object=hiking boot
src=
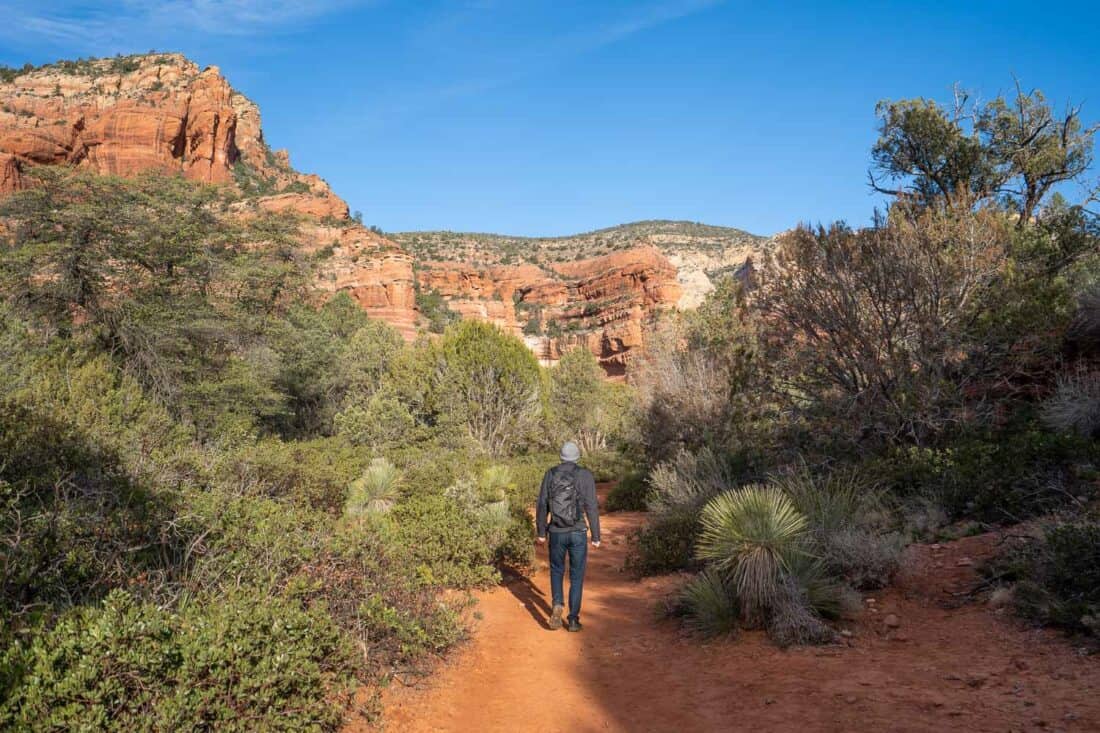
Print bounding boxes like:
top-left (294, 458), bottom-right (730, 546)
top-left (567, 618), bottom-right (583, 633)
top-left (548, 604), bottom-right (564, 630)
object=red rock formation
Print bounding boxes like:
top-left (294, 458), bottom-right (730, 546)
top-left (312, 227), bottom-right (418, 339)
top-left (0, 54), bottom-right (420, 337)
top-left (417, 246), bottom-right (681, 369)
top-left (0, 53), bottom-right (686, 366)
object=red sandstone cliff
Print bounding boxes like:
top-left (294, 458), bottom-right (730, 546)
top-left (0, 53), bottom-right (688, 367)
top-left (0, 53), bottom-right (418, 336)
top-left (416, 246), bottom-right (681, 370)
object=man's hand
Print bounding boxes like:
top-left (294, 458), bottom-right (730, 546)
top-left (536, 536), bottom-right (546, 544)
top-left (591, 540), bottom-right (601, 548)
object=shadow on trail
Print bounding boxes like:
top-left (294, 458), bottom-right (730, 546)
top-left (502, 569), bottom-right (553, 630)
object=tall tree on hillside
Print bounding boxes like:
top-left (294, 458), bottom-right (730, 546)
top-left (437, 321), bottom-right (541, 455)
top-left (870, 92), bottom-right (997, 211)
top-left (870, 82), bottom-right (1097, 223)
top-left (978, 84), bottom-right (1098, 227)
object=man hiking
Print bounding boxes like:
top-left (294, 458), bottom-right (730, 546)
top-left (536, 441), bottom-right (600, 632)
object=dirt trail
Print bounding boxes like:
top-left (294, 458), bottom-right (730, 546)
top-left (366, 486), bottom-right (1100, 733)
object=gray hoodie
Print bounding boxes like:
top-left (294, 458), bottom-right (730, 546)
top-left (535, 461), bottom-right (600, 542)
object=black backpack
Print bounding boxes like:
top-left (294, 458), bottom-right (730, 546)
top-left (548, 463), bottom-right (581, 529)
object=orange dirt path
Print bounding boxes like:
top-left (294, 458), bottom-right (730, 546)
top-left (363, 487), bottom-right (1100, 733)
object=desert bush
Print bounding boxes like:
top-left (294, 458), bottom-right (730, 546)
top-left (580, 449), bottom-right (634, 483)
top-left (1041, 370), bottom-right (1100, 438)
top-left (0, 401), bottom-right (179, 620)
top-left (212, 437), bottom-right (366, 511)
top-left (0, 589), bottom-right (360, 732)
top-left (605, 471), bottom-right (649, 512)
top-left (335, 388), bottom-right (417, 446)
top-left (1067, 283), bottom-right (1100, 355)
top-left (754, 207), bottom-right (1010, 447)
top-left (646, 447), bottom-right (735, 515)
top-left (634, 335), bottom-right (744, 463)
top-left (673, 484), bottom-right (851, 645)
top-left (436, 321), bottom-right (541, 455)
top-left (547, 348), bottom-right (631, 453)
top-left (625, 505), bottom-right (700, 576)
top-left (390, 494), bottom-right (501, 589)
top-left (986, 519), bottom-right (1100, 636)
top-left (677, 569), bottom-right (739, 638)
top-left (478, 465), bottom-right (515, 504)
top-left (773, 465), bottom-right (903, 589)
top-left (765, 575), bottom-right (837, 647)
top-left (499, 451), bottom-right (559, 506)
top-left (882, 424), bottom-right (1099, 523)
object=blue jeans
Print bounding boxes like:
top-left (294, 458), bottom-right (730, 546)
top-left (549, 530), bottom-right (588, 621)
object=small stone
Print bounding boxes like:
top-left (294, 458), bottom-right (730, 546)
top-left (845, 695), bottom-right (858, 704)
top-left (764, 697), bottom-right (776, 705)
top-left (956, 557), bottom-right (975, 567)
top-left (892, 632), bottom-right (909, 642)
top-left (840, 630), bottom-right (854, 638)
top-left (884, 614), bottom-right (901, 628)
top-left (966, 674), bottom-right (989, 688)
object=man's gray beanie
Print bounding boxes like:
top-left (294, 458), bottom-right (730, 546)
top-left (560, 441), bottom-right (581, 462)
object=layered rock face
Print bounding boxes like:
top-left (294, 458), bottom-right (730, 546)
top-left (0, 56), bottom-right (237, 189)
top-left (417, 246), bottom-right (682, 370)
top-left (0, 53), bottom-right (740, 370)
top-left (0, 54), bottom-right (418, 336)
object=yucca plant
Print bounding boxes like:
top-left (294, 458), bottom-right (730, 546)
top-left (679, 568), bottom-right (740, 638)
top-left (345, 457), bottom-right (403, 517)
top-left (478, 465), bottom-right (515, 505)
top-left (696, 485), bottom-right (808, 626)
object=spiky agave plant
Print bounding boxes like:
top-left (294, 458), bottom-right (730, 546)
top-left (679, 568), bottom-right (740, 638)
top-left (346, 457), bottom-right (403, 517)
top-left (696, 485), bottom-right (808, 627)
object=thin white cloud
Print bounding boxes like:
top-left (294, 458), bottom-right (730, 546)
top-left (0, 0), bottom-right (370, 51)
top-left (368, 0), bottom-right (726, 125)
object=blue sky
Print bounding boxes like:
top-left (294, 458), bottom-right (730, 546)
top-left (2, 1), bottom-right (1099, 236)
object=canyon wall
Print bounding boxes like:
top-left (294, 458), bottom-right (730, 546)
top-left (0, 53), bottom-right (729, 370)
top-left (0, 54), bottom-right (418, 335)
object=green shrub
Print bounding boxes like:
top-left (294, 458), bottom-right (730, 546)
top-left (580, 449), bottom-right (634, 483)
top-left (437, 321), bottom-right (541, 455)
top-left (335, 389), bottom-right (416, 447)
top-left (986, 519), bottom-right (1100, 636)
top-left (0, 402), bottom-right (177, 620)
top-left (677, 569), bottom-right (739, 638)
top-left (213, 437), bottom-right (367, 511)
top-left (390, 494), bottom-right (500, 588)
top-left (415, 288), bottom-right (460, 334)
top-left (1, 590), bottom-right (359, 732)
top-left (605, 471), bottom-right (649, 512)
top-left (499, 451), bottom-right (558, 507)
top-left (696, 486), bottom-right (808, 625)
top-left (625, 505), bottom-right (700, 576)
top-left (773, 465), bottom-right (903, 589)
top-left (881, 423), bottom-right (1100, 523)
top-left (1041, 370), bottom-right (1100, 438)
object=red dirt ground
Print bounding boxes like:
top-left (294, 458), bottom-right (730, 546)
top-left (359, 486), bottom-right (1100, 733)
